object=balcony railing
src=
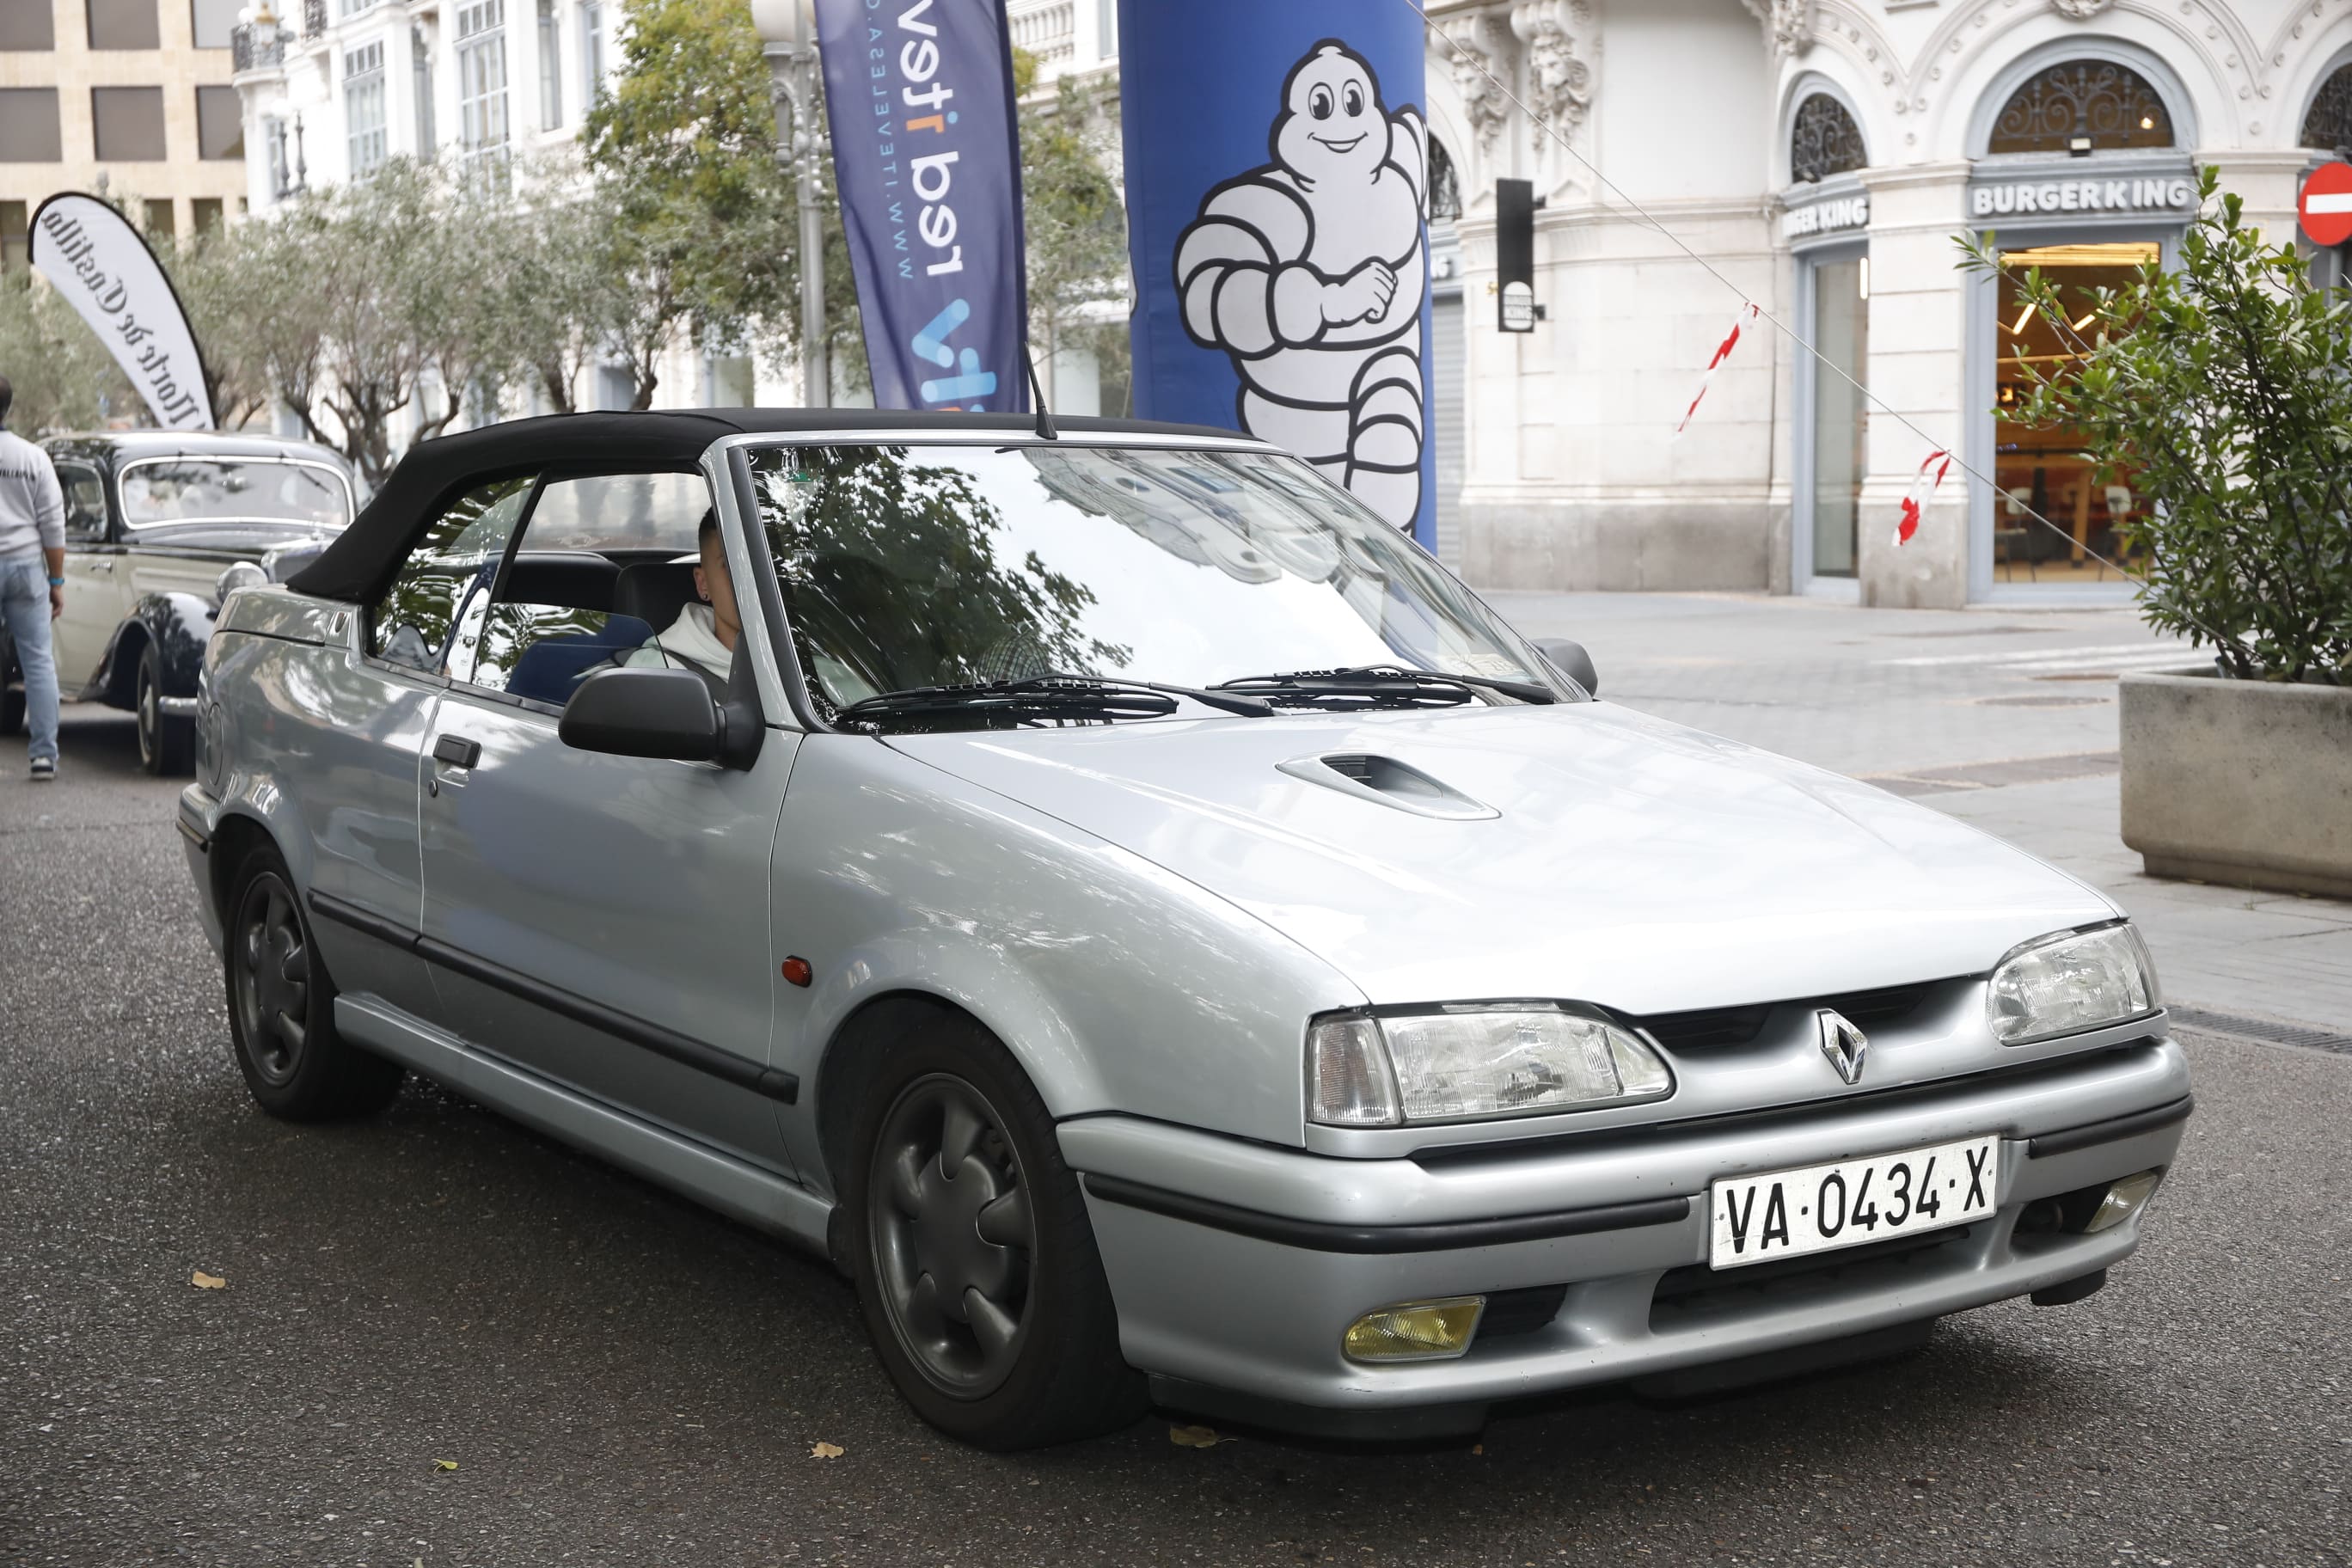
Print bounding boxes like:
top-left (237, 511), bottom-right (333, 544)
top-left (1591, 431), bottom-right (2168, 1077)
top-left (1007, 0), bottom-right (1075, 72)
top-left (230, 21), bottom-right (286, 72)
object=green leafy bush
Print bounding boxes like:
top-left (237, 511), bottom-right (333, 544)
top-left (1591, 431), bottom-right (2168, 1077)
top-left (1963, 167), bottom-right (2352, 683)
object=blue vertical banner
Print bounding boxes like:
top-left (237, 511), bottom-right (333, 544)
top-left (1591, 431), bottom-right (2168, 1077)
top-left (815, 0), bottom-right (1029, 412)
top-left (1118, 0), bottom-right (1434, 546)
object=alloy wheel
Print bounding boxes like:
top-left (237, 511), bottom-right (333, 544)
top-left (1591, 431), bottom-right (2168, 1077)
top-left (867, 1074), bottom-right (1038, 1398)
top-left (232, 873), bottom-right (310, 1087)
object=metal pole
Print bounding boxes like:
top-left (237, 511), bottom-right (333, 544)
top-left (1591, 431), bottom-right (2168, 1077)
top-left (788, 0), bottom-right (829, 408)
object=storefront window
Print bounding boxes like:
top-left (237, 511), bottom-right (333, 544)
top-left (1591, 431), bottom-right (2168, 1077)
top-left (1992, 242), bottom-right (2158, 585)
top-left (1809, 256), bottom-right (1868, 577)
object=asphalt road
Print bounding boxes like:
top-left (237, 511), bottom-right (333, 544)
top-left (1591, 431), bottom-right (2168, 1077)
top-left (3, 707), bottom-right (2349, 1567)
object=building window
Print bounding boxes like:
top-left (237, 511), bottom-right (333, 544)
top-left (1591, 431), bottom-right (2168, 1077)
top-left (1791, 93), bottom-right (1865, 184)
top-left (1097, 0), bottom-right (1116, 58)
top-left (92, 85), bottom-right (168, 162)
top-left (456, 0), bottom-right (511, 174)
top-left (197, 83), bottom-right (244, 160)
top-left (703, 346), bottom-right (755, 407)
top-left (340, 0), bottom-right (384, 15)
top-left (580, 2), bottom-right (604, 106)
top-left (191, 197), bottom-right (225, 236)
top-left (1, 202), bottom-right (30, 271)
top-left (597, 364), bottom-right (633, 411)
top-left (413, 26), bottom-right (438, 157)
top-left (1805, 254), bottom-right (1868, 579)
top-left (144, 199), bottom-right (175, 242)
top-left (1, 3), bottom-right (55, 49)
top-left (88, 0), bottom-right (161, 50)
top-left (2303, 64), bottom-right (2352, 160)
top-left (0, 89), bottom-right (62, 161)
top-left (191, 0), bottom-right (239, 48)
top-left (538, 0), bottom-right (562, 128)
top-left (346, 41), bottom-right (388, 175)
top-left (1987, 62), bottom-right (2172, 157)
top-left (1426, 137), bottom-right (1461, 224)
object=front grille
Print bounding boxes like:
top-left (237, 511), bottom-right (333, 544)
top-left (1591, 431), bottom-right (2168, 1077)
top-left (1477, 1283), bottom-right (1568, 1341)
top-left (1637, 980), bottom-right (1941, 1054)
top-left (1649, 1224), bottom-right (1975, 1331)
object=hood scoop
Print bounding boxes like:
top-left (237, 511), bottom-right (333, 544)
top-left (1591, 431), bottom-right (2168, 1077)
top-left (1276, 752), bottom-right (1499, 822)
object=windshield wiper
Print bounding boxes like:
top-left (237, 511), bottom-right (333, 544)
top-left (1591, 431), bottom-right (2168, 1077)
top-left (1214, 665), bottom-right (1557, 708)
top-left (836, 675), bottom-right (1272, 731)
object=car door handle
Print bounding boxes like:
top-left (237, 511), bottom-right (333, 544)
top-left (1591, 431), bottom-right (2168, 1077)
top-left (432, 735), bottom-right (481, 769)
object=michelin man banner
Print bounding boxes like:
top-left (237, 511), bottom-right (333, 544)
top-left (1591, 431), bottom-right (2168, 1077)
top-left (1118, 0), bottom-right (1434, 546)
top-left (28, 194), bottom-right (214, 431)
top-left (814, 0), bottom-right (1029, 412)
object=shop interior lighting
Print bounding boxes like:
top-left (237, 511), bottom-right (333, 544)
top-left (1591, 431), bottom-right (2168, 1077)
top-left (2011, 302), bottom-right (2037, 335)
top-left (2070, 309), bottom-right (2098, 331)
top-left (1858, 256), bottom-right (1870, 301)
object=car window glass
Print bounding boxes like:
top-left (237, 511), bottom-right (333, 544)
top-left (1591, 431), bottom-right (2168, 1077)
top-left (119, 459), bottom-right (350, 528)
top-left (456, 470), bottom-right (707, 705)
top-left (369, 475), bottom-right (536, 672)
top-left (745, 444), bottom-right (1547, 717)
top-left (57, 465), bottom-right (107, 543)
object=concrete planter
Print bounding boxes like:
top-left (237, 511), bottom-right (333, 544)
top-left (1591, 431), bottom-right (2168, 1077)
top-left (2120, 668), bottom-right (2352, 898)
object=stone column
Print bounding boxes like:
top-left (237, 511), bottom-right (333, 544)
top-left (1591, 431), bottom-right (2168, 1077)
top-left (1855, 162), bottom-right (1971, 609)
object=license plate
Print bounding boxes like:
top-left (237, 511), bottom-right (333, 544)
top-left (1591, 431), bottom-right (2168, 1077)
top-left (1708, 1135), bottom-right (1999, 1270)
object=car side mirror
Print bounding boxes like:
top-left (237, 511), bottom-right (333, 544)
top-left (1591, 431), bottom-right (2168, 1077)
top-left (1531, 638), bottom-right (1599, 697)
top-left (560, 665), bottom-right (725, 763)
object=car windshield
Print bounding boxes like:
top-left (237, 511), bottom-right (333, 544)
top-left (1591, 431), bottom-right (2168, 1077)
top-left (745, 442), bottom-right (1559, 718)
top-left (119, 459), bottom-right (350, 529)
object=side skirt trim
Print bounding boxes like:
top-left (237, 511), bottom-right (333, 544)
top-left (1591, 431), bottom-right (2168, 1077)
top-left (1083, 1173), bottom-right (1693, 1255)
top-left (334, 994), bottom-right (830, 1252)
top-left (307, 890), bottom-right (799, 1105)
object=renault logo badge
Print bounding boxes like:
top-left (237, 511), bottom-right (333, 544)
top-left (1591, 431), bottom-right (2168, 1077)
top-left (1817, 1009), bottom-right (1869, 1085)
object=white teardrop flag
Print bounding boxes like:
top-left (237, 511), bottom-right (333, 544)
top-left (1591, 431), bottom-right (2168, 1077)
top-left (28, 193), bottom-right (214, 431)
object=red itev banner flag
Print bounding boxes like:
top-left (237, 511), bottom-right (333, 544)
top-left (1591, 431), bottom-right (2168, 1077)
top-left (813, 0), bottom-right (1030, 413)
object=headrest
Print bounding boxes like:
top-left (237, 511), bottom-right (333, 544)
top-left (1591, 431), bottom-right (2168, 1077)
top-left (503, 550), bottom-right (619, 612)
top-left (614, 560), bottom-right (700, 634)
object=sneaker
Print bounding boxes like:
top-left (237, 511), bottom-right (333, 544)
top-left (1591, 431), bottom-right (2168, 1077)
top-left (28, 757), bottom-right (54, 781)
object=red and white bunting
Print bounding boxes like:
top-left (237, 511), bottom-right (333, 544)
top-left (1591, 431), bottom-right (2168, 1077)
top-left (1894, 449), bottom-right (1954, 547)
top-left (1671, 301), bottom-right (1761, 440)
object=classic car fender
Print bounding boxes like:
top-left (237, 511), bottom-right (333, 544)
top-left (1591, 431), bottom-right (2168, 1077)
top-left (769, 733), bottom-right (1372, 1185)
top-left (93, 591), bottom-right (214, 707)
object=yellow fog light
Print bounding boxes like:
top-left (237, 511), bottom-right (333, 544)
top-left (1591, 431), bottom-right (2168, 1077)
top-left (1342, 1296), bottom-right (1485, 1363)
top-left (2083, 1168), bottom-right (2163, 1234)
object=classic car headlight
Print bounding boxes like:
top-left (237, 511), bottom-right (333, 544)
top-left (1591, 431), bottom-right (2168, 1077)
top-left (1986, 922), bottom-right (2159, 1045)
top-left (1307, 1004), bottom-right (1673, 1127)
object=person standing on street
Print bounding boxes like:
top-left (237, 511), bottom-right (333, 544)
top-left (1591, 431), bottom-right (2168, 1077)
top-left (0, 374), bottom-right (64, 781)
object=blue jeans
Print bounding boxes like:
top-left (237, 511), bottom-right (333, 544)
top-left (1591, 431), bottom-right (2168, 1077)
top-left (0, 556), bottom-right (60, 764)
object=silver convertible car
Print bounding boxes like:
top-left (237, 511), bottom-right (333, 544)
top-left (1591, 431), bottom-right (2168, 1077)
top-left (179, 411), bottom-right (2190, 1449)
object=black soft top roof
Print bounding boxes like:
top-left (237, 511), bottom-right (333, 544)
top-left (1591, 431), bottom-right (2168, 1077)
top-left (287, 408), bottom-right (1253, 604)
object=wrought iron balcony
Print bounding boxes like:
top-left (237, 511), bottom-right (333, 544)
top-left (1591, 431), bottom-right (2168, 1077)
top-left (303, 0), bottom-right (328, 34)
top-left (230, 21), bottom-right (286, 73)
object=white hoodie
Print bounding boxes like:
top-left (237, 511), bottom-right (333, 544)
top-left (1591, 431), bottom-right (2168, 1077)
top-left (624, 602), bottom-right (733, 684)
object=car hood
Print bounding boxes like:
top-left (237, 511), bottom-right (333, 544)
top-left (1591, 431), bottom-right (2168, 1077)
top-left (884, 703), bottom-right (2116, 1014)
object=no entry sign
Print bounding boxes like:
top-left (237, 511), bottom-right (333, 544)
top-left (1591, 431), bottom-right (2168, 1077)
top-left (2300, 161), bottom-right (2352, 248)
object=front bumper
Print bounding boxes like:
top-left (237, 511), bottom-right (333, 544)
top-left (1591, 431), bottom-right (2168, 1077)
top-left (1064, 1037), bottom-right (2189, 1433)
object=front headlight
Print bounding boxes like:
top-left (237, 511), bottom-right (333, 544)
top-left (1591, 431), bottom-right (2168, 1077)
top-left (1987, 922), bottom-right (2159, 1045)
top-left (1306, 1003), bottom-right (1673, 1127)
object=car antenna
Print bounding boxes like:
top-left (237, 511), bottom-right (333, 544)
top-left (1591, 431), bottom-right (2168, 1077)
top-left (1022, 341), bottom-right (1058, 441)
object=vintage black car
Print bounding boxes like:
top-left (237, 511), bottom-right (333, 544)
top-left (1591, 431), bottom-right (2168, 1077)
top-left (0, 432), bottom-right (354, 773)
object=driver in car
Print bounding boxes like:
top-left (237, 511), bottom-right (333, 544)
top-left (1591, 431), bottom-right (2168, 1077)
top-left (626, 510), bottom-right (738, 689)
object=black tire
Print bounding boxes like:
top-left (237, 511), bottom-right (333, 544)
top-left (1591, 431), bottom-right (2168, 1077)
top-left (223, 844), bottom-right (405, 1121)
top-left (843, 1010), bottom-right (1145, 1449)
top-left (0, 634), bottom-right (21, 737)
top-left (135, 641), bottom-right (192, 776)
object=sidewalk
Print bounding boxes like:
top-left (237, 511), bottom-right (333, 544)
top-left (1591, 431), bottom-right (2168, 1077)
top-left (1490, 590), bottom-right (2352, 1032)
